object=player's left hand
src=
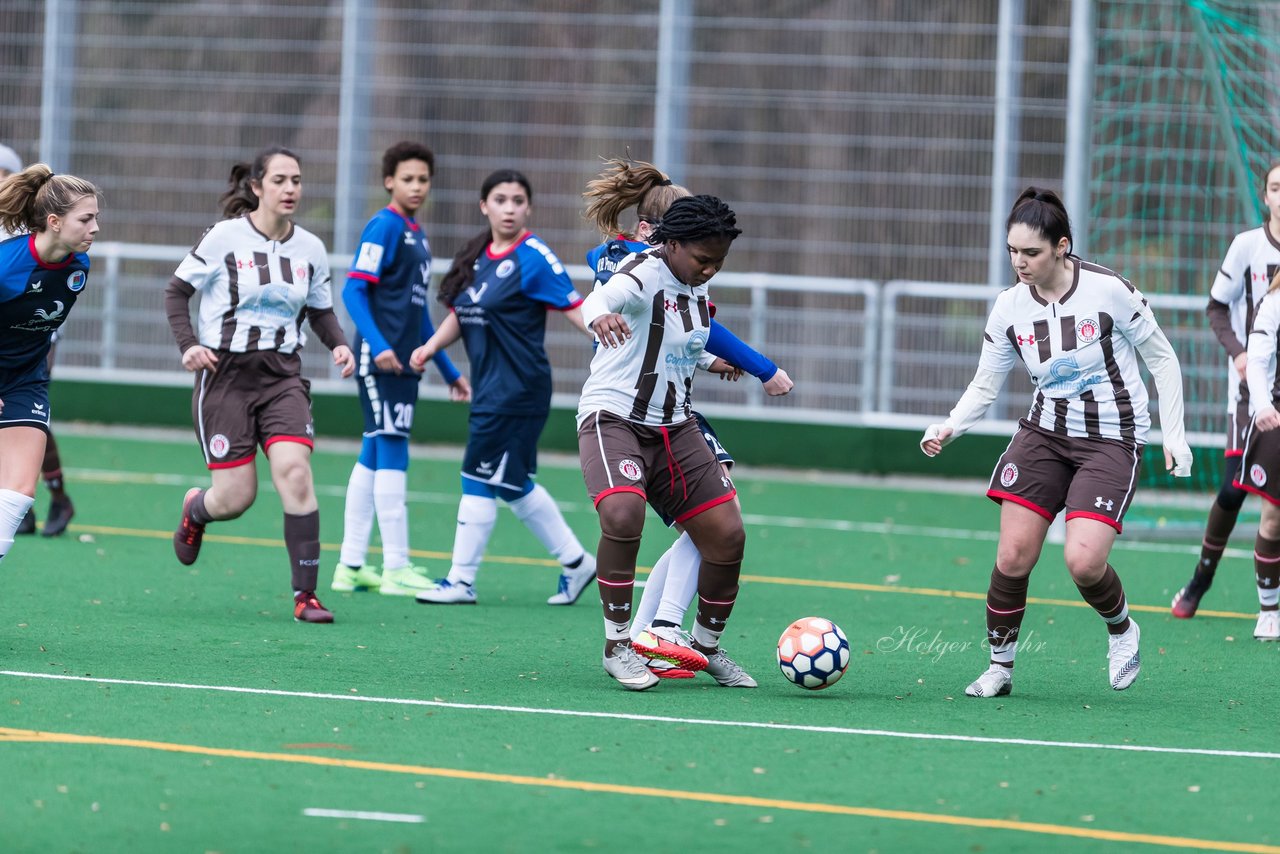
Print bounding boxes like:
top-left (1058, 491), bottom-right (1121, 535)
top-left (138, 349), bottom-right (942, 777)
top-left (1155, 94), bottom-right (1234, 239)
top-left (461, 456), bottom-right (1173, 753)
top-left (920, 424), bottom-right (953, 457)
top-left (333, 345), bottom-right (356, 378)
top-left (762, 368), bottom-right (794, 396)
top-left (449, 376), bottom-right (471, 403)
top-left (708, 358), bottom-right (743, 381)
top-left (591, 313), bottom-right (631, 348)
top-left (1164, 444), bottom-right (1193, 478)
top-left (1256, 405), bottom-right (1280, 433)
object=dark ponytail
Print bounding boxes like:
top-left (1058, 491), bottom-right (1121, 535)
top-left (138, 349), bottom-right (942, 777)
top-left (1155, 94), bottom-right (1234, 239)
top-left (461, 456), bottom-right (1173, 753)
top-left (1006, 186), bottom-right (1072, 252)
top-left (219, 145), bottom-right (299, 219)
top-left (437, 168), bottom-right (535, 306)
top-left (438, 229), bottom-right (491, 306)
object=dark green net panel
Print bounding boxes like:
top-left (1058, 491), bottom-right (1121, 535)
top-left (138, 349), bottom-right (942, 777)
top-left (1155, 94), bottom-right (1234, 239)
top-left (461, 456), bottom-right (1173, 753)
top-left (1091, 0), bottom-right (1280, 493)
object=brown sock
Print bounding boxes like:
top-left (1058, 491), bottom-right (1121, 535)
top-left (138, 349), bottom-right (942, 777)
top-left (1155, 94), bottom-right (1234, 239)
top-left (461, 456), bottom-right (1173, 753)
top-left (41, 434), bottom-right (66, 500)
top-left (284, 511), bottom-right (321, 592)
top-left (595, 531), bottom-right (641, 653)
top-left (1197, 501), bottom-right (1239, 578)
top-left (1075, 564), bottom-right (1130, 635)
top-left (1254, 534), bottom-right (1280, 611)
top-left (691, 557), bottom-right (741, 651)
top-left (986, 565), bottom-right (1029, 668)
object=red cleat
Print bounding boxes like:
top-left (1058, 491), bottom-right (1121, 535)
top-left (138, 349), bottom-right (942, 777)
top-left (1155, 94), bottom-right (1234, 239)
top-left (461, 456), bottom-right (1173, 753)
top-left (173, 488), bottom-right (206, 566)
top-left (294, 591), bottom-right (334, 623)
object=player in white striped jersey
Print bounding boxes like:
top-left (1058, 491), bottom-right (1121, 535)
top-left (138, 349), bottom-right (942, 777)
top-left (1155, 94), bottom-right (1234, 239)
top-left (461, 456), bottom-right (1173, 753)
top-left (921, 187), bottom-right (1192, 697)
top-left (165, 146), bottom-right (355, 624)
top-left (1229, 275), bottom-right (1280, 640)
top-left (578, 195), bottom-right (754, 691)
top-left (1173, 160), bottom-right (1280, 619)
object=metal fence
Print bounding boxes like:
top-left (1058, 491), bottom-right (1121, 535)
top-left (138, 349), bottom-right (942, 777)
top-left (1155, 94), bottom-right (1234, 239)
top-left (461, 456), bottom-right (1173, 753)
top-left (55, 241), bottom-right (1224, 447)
top-left (0, 0), bottom-right (1075, 285)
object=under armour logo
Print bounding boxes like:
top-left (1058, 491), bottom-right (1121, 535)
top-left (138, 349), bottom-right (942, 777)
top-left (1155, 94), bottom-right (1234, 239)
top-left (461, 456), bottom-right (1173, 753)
top-left (607, 602), bottom-right (630, 612)
top-left (706, 616), bottom-right (725, 626)
top-left (1261, 577), bottom-right (1276, 588)
top-left (1095, 496), bottom-right (1114, 511)
top-left (29, 279), bottom-right (42, 293)
top-left (1016, 334), bottom-right (1036, 346)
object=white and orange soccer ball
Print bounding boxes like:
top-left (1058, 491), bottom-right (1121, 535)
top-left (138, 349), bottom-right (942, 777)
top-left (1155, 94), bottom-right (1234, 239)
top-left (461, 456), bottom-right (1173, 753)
top-left (777, 616), bottom-right (850, 689)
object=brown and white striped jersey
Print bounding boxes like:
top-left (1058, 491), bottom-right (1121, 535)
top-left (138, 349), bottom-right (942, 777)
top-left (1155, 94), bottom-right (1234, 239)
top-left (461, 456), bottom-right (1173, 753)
top-left (577, 249), bottom-right (715, 427)
top-left (979, 259), bottom-right (1158, 444)
top-left (1246, 288), bottom-right (1280, 409)
top-left (1209, 225), bottom-right (1280, 410)
top-left (173, 215), bottom-right (333, 353)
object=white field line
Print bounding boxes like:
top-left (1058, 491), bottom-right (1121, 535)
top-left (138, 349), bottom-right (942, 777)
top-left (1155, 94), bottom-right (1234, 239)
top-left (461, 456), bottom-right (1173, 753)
top-left (4, 670), bottom-right (1276, 762)
top-left (302, 808), bottom-right (425, 823)
top-left (64, 466), bottom-right (1236, 561)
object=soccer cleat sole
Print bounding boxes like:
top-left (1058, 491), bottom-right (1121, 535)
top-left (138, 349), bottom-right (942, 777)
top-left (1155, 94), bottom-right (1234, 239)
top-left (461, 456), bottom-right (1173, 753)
top-left (633, 630), bottom-right (709, 671)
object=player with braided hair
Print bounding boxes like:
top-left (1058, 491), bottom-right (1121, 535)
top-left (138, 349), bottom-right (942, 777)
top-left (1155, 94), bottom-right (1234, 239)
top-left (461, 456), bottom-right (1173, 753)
top-left (578, 193), bottom-right (757, 691)
top-left (582, 158), bottom-right (792, 681)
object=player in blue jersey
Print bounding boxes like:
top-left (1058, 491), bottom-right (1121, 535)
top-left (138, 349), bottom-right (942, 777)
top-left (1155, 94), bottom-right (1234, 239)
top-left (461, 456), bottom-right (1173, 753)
top-left (408, 169), bottom-right (597, 606)
top-left (581, 158), bottom-right (793, 682)
top-left (0, 148), bottom-right (76, 538)
top-left (0, 164), bottom-right (100, 567)
top-left (333, 141), bottom-right (472, 597)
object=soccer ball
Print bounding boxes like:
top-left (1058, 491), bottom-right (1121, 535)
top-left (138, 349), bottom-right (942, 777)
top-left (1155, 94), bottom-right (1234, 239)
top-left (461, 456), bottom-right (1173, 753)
top-left (777, 616), bottom-right (850, 690)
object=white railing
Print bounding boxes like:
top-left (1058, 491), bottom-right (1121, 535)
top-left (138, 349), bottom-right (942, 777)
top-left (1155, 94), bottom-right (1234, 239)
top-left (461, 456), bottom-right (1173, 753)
top-left (54, 241), bottom-right (1225, 445)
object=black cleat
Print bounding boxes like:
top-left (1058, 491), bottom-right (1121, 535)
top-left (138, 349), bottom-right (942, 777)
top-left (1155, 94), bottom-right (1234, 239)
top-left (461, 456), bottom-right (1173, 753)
top-left (1171, 571), bottom-right (1214, 619)
top-left (41, 496), bottom-right (75, 537)
top-left (16, 507), bottom-right (36, 536)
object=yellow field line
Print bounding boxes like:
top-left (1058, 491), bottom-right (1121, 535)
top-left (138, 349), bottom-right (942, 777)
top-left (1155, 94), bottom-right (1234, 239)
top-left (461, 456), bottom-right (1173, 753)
top-left (65, 523), bottom-right (1259, 621)
top-left (0, 726), bottom-right (1274, 852)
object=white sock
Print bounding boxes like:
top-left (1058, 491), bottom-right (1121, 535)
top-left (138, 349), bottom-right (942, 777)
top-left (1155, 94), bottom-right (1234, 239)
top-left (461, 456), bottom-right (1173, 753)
top-left (1260, 584), bottom-right (1280, 609)
top-left (631, 545), bottom-right (673, 641)
top-left (0, 489), bottom-right (35, 565)
top-left (447, 494), bottom-right (497, 586)
top-left (508, 483), bottom-right (585, 565)
top-left (654, 531), bottom-right (700, 626)
top-left (338, 463), bottom-right (375, 568)
top-left (373, 469), bottom-right (409, 570)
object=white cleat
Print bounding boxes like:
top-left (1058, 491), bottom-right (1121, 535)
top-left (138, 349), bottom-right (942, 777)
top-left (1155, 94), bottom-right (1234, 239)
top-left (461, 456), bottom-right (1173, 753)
top-left (1107, 619), bottom-right (1141, 690)
top-left (415, 578), bottom-right (477, 605)
top-left (1254, 610), bottom-right (1280, 641)
top-left (965, 664), bottom-right (1013, 698)
top-left (547, 553), bottom-right (597, 605)
top-left (602, 644), bottom-right (660, 691)
top-left (702, 647), bottom-right (757, 687)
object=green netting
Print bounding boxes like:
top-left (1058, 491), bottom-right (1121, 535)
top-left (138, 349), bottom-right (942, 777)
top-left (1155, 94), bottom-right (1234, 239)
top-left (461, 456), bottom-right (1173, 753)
top-left (1092, 0), bottom-right (1280, 492)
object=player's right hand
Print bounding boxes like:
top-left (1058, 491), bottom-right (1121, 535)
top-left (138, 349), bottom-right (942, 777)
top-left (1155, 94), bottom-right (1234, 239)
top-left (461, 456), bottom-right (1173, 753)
top-left (409, 344), bottom-right (435, 373)
top-left (181, 345), bottom-right (219, 373)
top-left (374, 348), bottom-right (404, 374)
top-left (920, 423), bottom-right (953, 457)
